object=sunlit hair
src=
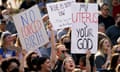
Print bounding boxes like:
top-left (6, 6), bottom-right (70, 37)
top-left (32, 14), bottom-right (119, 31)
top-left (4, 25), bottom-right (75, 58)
top-left (61, 57), bottom-right (74, 72)
top-left (98, 32), bottom-right (108, 45)
top-left (60, 34), bottom-right (70, 44)
top-left (112, 44), bottom-right (120, 54)
top-left (116, 64), bottom-right (120, 72)
top-left (98, 38), bottom-right (111, 51)
top-left (0, 31), bottom-right (11, 47)
top-left (95, 37), bottom-right (112, 58)
top-left (55, 43), bottom-right (65, 51)
top-left (110, 53), bottom-right (120, 71)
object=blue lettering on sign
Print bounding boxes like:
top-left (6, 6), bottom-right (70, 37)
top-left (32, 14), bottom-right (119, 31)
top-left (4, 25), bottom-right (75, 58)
top-left (24, 30), bottom-right (45, 50)
top-left (21, 13), bottom-right (29, 26)
top-left (29, 10), bottom-right (35, 23)
top-left (20, 10), bottom-right (36, 26)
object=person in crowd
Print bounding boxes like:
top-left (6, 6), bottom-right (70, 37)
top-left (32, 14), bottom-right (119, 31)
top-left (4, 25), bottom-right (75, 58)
top-left (14, 37), bottom-right (24, 72)
top-left (0, 66), bottom-right (3, 72)
top-left (98, 23), bottom-right (105, 33)
top-left (51, 43), bottom-right (69, 72)
top-left (24, 51), bottom-right (40, 72)
top-left (0, 19), bottom-right (6, 32)
top-left (112, 0), bottom-right (120, 18)
top-left (109, 53), bottom-right (120, 72)
top-left (0, 5), bottom-right (17, 34)
top-left (98, 32), bottom-right (108, 45)
top-left (106, 14), bottom-right (120, 45)
top-left (0, 7), bottom-right (4, 19)
top-left (117, 37), bottom-right (120, 44)
top-left (14, 36), bottom-right (22, 57)
top-left (116, 64), bottom-right (120, 72)
top-left (57, 27), bottom-right (70, 41)
top-left (47, 18), bottom-right (70, 72)
top-left (61, 50), bottom-right (91, 72)
top-left (38, 56), bottom-right (51, 72)
top-left (0, 19), bottom-right (6, 37)
top-left (7, 0), bottom-right (23, 9)
top-left (0, 0), bottom-right (8, 9)
top-left (78, 50), bottom-right (91, 72)
top-left (60, 34), bottom-right (71, 54)
top-left (0, 31), bottom-right (16, 61)
top-left (1, 57), bottom-right (20, 72)
top-left (95, 38), bottom-right (112, 71)
top-left (38, 0), bottom-right (48, 17)
top-left (112, 44), bottom-right (120, 54)
top-left (60, 33), bottom-right (78, 66)
top-left (41, 14), bottom-right (57, 57)
top-left (99, 3), bottom-right (115, 30)
top-left (61, 57), bottom-right (76, 72)
top-left (19, 0), bottom-right (36, 9)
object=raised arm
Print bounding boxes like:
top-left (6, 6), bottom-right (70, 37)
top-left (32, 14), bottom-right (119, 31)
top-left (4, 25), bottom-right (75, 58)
top-left (49, 22), bottom-right (57, 68)
top-left (86, 49), bottom-right (91, 72)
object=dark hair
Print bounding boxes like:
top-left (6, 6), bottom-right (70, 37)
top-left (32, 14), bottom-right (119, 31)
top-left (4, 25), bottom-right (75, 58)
top-left (26, 52), bottom-right (38, 69)
top-left (110, 53), bottom-right (120, 71)
top-left (79, 56), bottom-right (86, 66)
top-left (76, 0), bottom-right (85, 2)
top-left (7, 58), bottom-right (20, 67)
top-left (0, 19), bottom-right (6, 24)
top-left (1, 0), bottom-right (7, 4)
top-left (1, 58), bottom-right (20, 72)
top-left (100, 3), bottom-right (109, 10)
top-left (1, 60), bottom-right (8, 72)
top-left (38, 56), bottom-right (50, 70)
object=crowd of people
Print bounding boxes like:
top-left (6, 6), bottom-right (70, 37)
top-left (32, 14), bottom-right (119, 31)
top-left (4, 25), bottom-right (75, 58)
top-left (0, 0), bottom-right (120, 72)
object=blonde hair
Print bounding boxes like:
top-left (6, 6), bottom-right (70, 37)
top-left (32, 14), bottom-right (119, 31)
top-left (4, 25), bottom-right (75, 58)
top-left (55, 43), bottom-right (65, 51)
top-left (61, 57), bottom-right (74, 72)
top-left (112, 44), bottom-right (120, 54)
top-left (0, 31), bottom-right (11, 47)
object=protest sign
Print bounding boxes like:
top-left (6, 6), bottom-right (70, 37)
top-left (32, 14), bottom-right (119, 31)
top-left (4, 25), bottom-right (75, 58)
top-left (71, 3), bottom-right (98, 54)
top-left (13, 5), bottom-right (49, 51)
top-left (47, 1), bottom-right (73, 30)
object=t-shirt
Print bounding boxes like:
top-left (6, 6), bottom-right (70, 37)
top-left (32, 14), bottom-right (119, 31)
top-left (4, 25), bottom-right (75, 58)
top-left (52, 59), bottom-right (63, 72)
top-left (112, 5), bottom-right (120, 18)
top-left (106, 25), bottom-right (120, 45)
top-left (0, 48), bottom-right (16, 58)
top-left (95, 54), bottom-right (107, 71)
top-left (98, 15), bottom-right (115, 30)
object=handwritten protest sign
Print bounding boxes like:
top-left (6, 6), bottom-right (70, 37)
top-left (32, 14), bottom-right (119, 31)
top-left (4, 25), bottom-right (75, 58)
top-left (71, 3), bottom-right (98, 54)
top-left (47, 1), bottom-right (73, 30)
top-left (13, 5), bottom-right (49, 51)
